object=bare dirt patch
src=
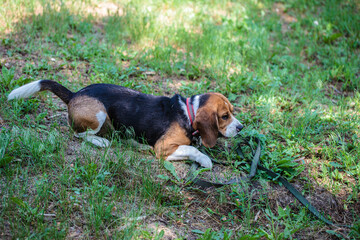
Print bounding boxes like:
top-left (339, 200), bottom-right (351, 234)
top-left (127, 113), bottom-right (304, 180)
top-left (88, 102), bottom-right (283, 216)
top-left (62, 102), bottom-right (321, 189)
top-left (272, 3), bottom-right (298, 33)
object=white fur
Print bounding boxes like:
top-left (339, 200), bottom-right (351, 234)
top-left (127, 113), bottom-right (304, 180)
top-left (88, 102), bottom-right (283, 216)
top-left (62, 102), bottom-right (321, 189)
top-left (94, 111), bottom-right (107, 133)
top-left (167, 145), bottom-right (213, 168)
top-left (192, 95), bottom-right (200, 114)
top-left (179, 95), bottom-right (200, 126)
top-left (75, 111), bottom-right (110, 147)
top-left (8, 80), bottom-right (42, 100)
top-left (82, 135), bottom-right (110, 148)
top-left (179, 96), bottom-right (191, 124)
top-left (225, 116), bottom-right (242, 137)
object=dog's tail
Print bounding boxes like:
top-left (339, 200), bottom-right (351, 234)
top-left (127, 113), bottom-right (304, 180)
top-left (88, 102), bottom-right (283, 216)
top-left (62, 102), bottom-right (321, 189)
top-left (8, 80), bottom-right (74, 104)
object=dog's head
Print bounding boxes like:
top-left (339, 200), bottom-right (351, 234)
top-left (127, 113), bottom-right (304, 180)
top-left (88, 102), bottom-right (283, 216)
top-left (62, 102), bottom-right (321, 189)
top-left (193, 93), bottom-right (243, 148)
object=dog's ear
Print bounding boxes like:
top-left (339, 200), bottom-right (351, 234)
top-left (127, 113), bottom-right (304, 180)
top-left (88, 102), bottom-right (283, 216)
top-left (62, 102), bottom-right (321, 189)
top-left (194, 107), bottom-right (218, 148)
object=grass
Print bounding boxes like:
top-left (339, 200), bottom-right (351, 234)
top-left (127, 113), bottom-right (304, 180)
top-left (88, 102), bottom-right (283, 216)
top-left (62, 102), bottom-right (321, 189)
top-left (0, 0), bottom-right (359, 239)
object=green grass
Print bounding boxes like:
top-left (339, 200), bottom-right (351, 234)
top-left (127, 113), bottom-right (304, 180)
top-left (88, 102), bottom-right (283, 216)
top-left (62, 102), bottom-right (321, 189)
top-left (1, 0), bottom-right (360, 239)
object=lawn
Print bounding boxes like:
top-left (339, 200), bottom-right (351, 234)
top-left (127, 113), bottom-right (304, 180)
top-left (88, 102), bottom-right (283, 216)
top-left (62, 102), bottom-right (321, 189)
top-left (0, 0), bottom-right (359, 239)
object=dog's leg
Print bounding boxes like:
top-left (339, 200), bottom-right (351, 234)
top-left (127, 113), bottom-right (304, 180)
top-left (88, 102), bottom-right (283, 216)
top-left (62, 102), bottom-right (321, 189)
top-left (167, 145), bottom-right (213, 168)
top-left (68, 96), bottom-right (114, 148)
top-left (74, 111), bottom-right (110, 148)
top-left (153, 123), bottom-right (212, 168)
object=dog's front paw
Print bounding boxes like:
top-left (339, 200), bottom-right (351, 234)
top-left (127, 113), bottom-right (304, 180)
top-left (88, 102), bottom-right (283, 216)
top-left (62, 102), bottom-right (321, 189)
top-left (197, 155), bottom-right (213, 169)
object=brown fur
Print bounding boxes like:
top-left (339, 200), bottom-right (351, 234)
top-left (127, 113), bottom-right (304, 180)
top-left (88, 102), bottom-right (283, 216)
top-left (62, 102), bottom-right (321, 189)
top-left (68, 96), bottom-right (112, 134)
top-left (154, 122), bottom-right (191, 159)
top-left (193, 93), bottom-right (235, 148)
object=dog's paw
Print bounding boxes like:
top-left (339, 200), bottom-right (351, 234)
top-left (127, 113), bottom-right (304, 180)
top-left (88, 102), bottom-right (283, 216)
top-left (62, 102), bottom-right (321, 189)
top-left (89, 136), bottom-right (110, 148)
top-left (197, 155), bottom-right (213, 169)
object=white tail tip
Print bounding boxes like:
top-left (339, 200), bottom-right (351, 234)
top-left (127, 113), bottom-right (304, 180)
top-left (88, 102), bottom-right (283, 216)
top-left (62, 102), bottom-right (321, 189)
top-left (8, 80), bottom-right (42, 100)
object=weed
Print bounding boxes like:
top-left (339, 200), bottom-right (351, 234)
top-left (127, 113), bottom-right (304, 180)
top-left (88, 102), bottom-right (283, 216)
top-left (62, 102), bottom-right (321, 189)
top-left (194, 228), bottom-right (232, 240)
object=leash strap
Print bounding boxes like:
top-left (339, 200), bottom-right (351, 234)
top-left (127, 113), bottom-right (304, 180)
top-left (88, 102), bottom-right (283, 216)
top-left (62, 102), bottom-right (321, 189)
top-left (187, 137), bottom-right (351, 228)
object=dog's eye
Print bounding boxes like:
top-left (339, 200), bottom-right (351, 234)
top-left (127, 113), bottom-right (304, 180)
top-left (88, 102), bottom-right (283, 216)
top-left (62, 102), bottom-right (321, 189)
top-left (221, 114), bottom-right (229, 120)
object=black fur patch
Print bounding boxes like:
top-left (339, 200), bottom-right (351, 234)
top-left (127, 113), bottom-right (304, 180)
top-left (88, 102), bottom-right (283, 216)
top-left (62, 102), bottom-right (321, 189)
top-left (41, 80), bottom-right (74, 104)
top-left (72, 84), bottom-right (193, 146)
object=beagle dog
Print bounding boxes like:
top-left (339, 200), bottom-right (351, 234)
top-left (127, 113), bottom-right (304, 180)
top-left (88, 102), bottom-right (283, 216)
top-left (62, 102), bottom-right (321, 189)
top-left (8, 80), bottom-right (243, 168)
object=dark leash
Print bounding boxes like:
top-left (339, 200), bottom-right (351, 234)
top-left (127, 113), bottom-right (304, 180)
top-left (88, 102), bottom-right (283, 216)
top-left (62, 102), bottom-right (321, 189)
top-left (187, 136), bottom-right (352, 228)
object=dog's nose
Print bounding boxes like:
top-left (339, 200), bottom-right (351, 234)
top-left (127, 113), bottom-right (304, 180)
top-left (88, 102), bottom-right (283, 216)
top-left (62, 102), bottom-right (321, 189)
top-left (236, 124), bottom-right (244, 132)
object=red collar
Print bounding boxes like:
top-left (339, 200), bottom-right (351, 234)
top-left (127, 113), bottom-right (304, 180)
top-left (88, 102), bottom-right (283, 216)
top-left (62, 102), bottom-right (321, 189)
top-left (186, 98), bottom-right (195, 125)
top-left (186, 98), bottom-right (199, 136)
